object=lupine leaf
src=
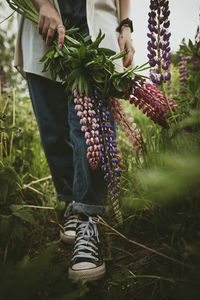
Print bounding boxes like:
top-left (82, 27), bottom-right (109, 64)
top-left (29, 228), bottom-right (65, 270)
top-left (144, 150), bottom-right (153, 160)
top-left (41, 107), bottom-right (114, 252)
top-left (10, 205), bottom-right (35, 225)
top-left (98, 47), bottom-right (116, 57)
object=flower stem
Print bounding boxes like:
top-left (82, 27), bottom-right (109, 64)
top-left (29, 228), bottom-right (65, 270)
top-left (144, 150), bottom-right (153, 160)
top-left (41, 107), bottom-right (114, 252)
top-left (9, 88), bottom-right (16, 160)
top-left (161, 82), bottom-right (176, 122)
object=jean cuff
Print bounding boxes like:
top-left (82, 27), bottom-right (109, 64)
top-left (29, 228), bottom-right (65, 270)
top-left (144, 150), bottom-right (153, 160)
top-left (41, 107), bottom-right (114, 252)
top-left (71, 202), bottom-right (106, 216)
top-left (57, 193), bottom-right (74, 204)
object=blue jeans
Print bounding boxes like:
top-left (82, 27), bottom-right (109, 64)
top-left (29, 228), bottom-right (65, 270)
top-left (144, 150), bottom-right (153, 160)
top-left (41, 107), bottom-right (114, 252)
top-left (27, 73), bottom-right (117, 216)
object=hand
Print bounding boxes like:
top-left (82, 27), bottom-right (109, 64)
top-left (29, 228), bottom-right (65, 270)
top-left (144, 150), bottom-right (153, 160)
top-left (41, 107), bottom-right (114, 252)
top-left (118, 26), bottom-right (135, 68)
top-left (37, 1), bottom-right (65, 47)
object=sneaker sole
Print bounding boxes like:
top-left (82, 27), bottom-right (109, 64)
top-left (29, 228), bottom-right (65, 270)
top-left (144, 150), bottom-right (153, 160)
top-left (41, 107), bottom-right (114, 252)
top-left (68, 262), bottom-right (106, 281)
top-left (60, 230), bottom-right (76, 244)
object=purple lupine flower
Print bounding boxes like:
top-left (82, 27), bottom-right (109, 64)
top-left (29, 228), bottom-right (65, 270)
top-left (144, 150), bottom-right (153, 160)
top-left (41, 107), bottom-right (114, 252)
top-left (179, 54), bottom-right (190, 91)
top-left (123, 77), bottom-right (177, 128)
top-left (192, 56), bottom-right (199, 69)
top-left (95, 96), bottom-right (123, 222)
top-left (147, 0), bottom-right (172, 85)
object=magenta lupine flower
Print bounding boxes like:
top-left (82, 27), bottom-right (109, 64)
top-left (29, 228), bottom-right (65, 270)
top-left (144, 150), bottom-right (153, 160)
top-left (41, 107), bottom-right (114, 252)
top-left (96, 97), bottom-right (123, 222)
top-left (109, 97), bottom-right (142, 150)
top-left (147, 0), bottom-right (171, 85)
top-left (123, 77), bottom-right (177, 128)
top-left (179, 54), bottom-right (190, 89)
top-left (73, 89), bottom-right (101, 170)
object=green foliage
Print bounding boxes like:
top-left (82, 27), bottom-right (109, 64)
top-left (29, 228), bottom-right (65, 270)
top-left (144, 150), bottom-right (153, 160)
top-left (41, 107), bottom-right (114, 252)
top-left (172, 37), bottom-right (200, 112)
top-left (40, 29), bottom-right (148, 98)
top-left (1, 4), bottom-right (200, 299)
top-left (0, 244), bottom-right (88, 300)
top-left (0, 162), bottom-right (22, 202)
top-left (116, 62), bottom-right (200, 298)
top-left (0, 1), bottom-right (26, 91)
top-left (10, 204), bottom-right (35, 224)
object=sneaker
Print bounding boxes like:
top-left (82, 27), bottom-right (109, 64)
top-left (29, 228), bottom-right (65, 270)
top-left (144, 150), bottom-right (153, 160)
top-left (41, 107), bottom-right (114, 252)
top-left (68, 215), bottom-right (105, 281)
top-left (60, 212), bottom-right (78, 244)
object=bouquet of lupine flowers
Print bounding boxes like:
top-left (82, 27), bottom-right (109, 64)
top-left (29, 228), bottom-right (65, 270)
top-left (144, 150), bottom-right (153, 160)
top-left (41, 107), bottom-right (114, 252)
top-left (6, 0), bottom-right (177, 222)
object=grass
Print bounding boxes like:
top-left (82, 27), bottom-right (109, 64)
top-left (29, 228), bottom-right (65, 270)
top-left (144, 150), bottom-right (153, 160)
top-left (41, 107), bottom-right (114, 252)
top-left (0, 36), bottom-right (200, 299)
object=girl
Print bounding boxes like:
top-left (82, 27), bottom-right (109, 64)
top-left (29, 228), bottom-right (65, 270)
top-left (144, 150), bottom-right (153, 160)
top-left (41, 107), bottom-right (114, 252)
top-left (14, 0), bottom-right (135, 281)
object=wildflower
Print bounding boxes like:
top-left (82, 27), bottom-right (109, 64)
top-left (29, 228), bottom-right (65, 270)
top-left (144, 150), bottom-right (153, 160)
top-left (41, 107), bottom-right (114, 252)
top-left (147, 0), bottom-right (171, 85)
top-left (109, 97), bottom-right (142, 149)
top-left (73, 90), bottom-right (101, 170)
top-left (96, 96), bottom-right (123, 222)
top-left (179, 54), bottom-right (190, 90)
top-left (123, 77), bottom-right (177, 128)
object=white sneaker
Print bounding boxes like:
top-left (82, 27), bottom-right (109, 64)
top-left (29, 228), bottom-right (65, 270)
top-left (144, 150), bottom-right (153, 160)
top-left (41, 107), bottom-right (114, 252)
top-left (68, 215), bottom-right (105, 281)
top-left (60, 213), bottom-right (78, 243)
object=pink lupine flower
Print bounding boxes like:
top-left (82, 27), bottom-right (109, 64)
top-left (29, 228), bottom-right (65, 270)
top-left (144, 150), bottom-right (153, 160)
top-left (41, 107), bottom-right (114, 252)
top-left (109, 97), bottom-right (142, 149)
top-left (123, 77), bottom-right (177, 128)
top-left (73, 89), bottom-right (101, 170)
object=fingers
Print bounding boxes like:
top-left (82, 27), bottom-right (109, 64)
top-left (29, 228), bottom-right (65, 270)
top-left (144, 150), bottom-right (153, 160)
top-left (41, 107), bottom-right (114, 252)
top-left (37, 3), bottom-right (65, 47)
top-left (42, 19), bottom-right (51, 41)
top-left (57, 25), bottom-right (65, 48)
top-left (118, 35), bottom-right (135, 68)
top-left (46, 26), bottom-right (57, 46)
top-left (123, 52), bottom-right (133, 68)
top-left (38, 21), bottom-right (65, 47)
top-left (118, 37), bottom-right (125, 52)
top-left (123, 47), bottom-right (135, 68)
top-left (121, 40), bottom-right (135, 68)
top-left (39, 22), bottom-right (65, 47)
top-left (38, 15), bottom-right (44, 35)
top-left (38, 14), bottom-right (53, 44)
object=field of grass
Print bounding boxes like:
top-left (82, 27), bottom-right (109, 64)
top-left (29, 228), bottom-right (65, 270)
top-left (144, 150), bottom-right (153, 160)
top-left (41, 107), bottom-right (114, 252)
top-left (0, 9), bottom-right (200, 299)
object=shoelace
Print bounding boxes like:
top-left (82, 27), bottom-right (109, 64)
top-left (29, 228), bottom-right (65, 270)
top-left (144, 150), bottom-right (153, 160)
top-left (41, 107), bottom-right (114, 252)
top-left (63, 214), bottom-right (78, 231)
top-left (63, 201), bottom-right (78, 231)
top-left (72, 217), bottom-right (100, 262)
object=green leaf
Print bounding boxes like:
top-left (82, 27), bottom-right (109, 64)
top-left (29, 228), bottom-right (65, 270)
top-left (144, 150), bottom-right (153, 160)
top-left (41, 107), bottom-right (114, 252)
top-left (50, 66), bottom-right (57, 81)
top-left (137, 66), bottom-right (151, 72)
top-left (83, 35), bottom-right (92, 43)
top-left (0, 165), bottom-right (21, 184)
top-left (85, 61), bottom-right (94, 67)
top-left (54, 52), bottom-right (59, 58)
top-left (189, 39), bottom-right (194, 51)
top-left (71, 78), bottom-right (79, 93)
top-left (67, 68), bottom-right (81, 81)
top-left (65, 27), bottom-right (79, 35)
top-left (111, 49), bottom-right (127, 61)
top-left (0, 214), bottom-right (12, 237)
top-left (11, 205), bottom-right (35, 225)
top-left (65, 35), bottom-right (81, 46)
top-left (88, 29), bottom-right (105, 49)
top-left (55, 45), bottom-right (64, 57)
top-left (98, 47), bottom-right (116, 57)
top-left (42, 59), bottom-right (52, 72)
top-left (39, 47), bottom-right (54, 62)
top-left (133, 61), bottom-right (149, 71)
top-left (80, 75), bottom-right (89, 95)
top-left (0, 181), bottom-right (8, 202)
top-left (78, 43), bottom-right (86, 59)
